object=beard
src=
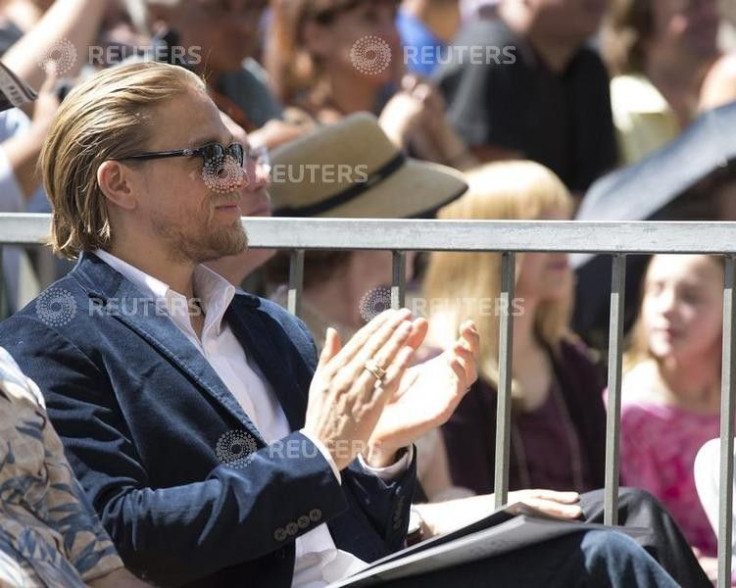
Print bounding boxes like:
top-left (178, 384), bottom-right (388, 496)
top-left (153, 201), bottom-right (249, 264)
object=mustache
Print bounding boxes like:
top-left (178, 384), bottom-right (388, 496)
top-left (211, 194), bottom-right (242, 206)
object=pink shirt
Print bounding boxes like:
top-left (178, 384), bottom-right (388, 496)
top-left (620, 400), bottom-right (720, 556)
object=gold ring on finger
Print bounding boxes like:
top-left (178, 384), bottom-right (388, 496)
top-left (364, 358), bottom-right (387, 382)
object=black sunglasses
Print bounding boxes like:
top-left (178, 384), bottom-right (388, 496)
top-left (122, 142), bottom-right (245, 171)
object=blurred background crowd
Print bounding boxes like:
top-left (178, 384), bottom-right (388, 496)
top-left (1, 0), bottom-right (736, 582)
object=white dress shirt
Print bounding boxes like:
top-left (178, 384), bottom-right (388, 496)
top-left (93, 250), bottom-right (410, 587)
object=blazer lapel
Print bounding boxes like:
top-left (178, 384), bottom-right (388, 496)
top-left (75, 254), bottom-right (266, 444)
top-left (226, 296), bottom-right (308, 432)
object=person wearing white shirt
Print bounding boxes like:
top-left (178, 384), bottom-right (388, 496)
top-left (0, 61), bottom-right (681, 588)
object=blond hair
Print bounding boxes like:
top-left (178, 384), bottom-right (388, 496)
top-left (41, 62), bottom-right (206, 259)
top-left (424, 161), bottom-right (575, 395)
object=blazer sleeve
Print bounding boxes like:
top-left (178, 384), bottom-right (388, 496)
top-left (2, 317), bottom-right (354, 585)
top-left (265, 300), bottom-right (416, 557)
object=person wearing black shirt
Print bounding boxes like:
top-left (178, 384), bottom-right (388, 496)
top-left (435, 0), bottom-right (617, 194)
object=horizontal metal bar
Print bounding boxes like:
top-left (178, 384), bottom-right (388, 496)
top-left (5, 214), bottom-right (736, 255)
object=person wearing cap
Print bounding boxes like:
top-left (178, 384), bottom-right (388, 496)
top-left (0, 61), bottom-right (680, 587)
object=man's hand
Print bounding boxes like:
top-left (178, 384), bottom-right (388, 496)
top-left (303, 309), bottom-right (421, 471)
top-left (415, 489), bottom-right (582, 537)
top-left (506, 489), bottom-right (583, 519)
top-left (364, 320), bottom-right (480, 467)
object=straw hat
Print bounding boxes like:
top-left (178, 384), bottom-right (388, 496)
top-left (269, 112), bottom-right (468, 218)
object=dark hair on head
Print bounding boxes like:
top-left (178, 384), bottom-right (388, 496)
top-left (265, 0), bottom-right (399, 105)
top-left (265, 250), bottom-right (353, 292)
top-left (601, 0), bottom-right (656, 75)
top-left (659, 159), bottom-right (736, 221)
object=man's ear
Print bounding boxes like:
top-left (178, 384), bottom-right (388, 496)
top-left (97, 160), bottom-right (138, 211)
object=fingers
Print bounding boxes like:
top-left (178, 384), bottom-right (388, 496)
top-left (351, 309), bottom-right (413, 369)
top-left (406, 318), bottom-right (429, 350)
top-left (317, 327), bottom-right (341, 372)
top-left (458, 320), bottom-right (480, 356)
top-left (509, 489), bottom-right (582, 519)
top-left (523, 497), bottom-right (583, 520)
top-left (327, 309), bottom-right (409, 375)
top-left (351, 318), bottom-right (414, 397)
top-left (525, 490), bottom-right (581, 504)
top-left (367, 344), bottom-right (415, 405)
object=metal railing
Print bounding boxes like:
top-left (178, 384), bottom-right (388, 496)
top-left (3, 213), bottom-right (736, 586)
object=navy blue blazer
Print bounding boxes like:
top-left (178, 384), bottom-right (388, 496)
top-left (0, 253), bottom-right (415, 587)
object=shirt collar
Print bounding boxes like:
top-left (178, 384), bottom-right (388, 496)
top-left (93, 249), bottom-right (236, 336)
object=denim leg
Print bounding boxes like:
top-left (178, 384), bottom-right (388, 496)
top-left (581, 488), bottom-right (711, 587)
top-left (580, 530), bottom-right (680, 588)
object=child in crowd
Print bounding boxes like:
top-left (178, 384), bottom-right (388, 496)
top-left (429, 161), bottom-right (607, 495)
top-left (621, 254), bottom-right (724, 581)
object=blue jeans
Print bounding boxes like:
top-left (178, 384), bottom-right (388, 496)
top-left (381, 530), bottom-right (678, 587)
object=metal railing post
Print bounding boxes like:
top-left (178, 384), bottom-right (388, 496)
top-left (604, 254), bottom-right (626, 526)
top-left (719, 255), bottom-right (736, 588)
top-left (495, 251), bottom-right (515, 508)
top-left (287, 249), bottom-right (304, 318)
top-left (391, 251), bottom-right (406, 310)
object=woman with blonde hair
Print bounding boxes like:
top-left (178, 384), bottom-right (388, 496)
top-left (428, 161), bottom-right (607, 495)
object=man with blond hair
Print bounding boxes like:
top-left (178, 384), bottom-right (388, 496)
top-left (0, 61), bottom-right (679, 587)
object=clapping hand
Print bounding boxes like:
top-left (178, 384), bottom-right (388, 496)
top-left (364, 320), bottom-right (480, 466)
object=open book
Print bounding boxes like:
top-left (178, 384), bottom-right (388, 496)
top-left (328, 502), bottom-right (649, 587)
top-left (0, 61), bottom-right (37, 112)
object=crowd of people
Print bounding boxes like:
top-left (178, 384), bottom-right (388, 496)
top-left (0, 0), bottom-right (735, 585)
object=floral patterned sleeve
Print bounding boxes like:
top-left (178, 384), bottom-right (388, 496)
top-left (38, 390), bottom-right (125, 582)
top-left (0, 347), bottom-right (123, 584)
